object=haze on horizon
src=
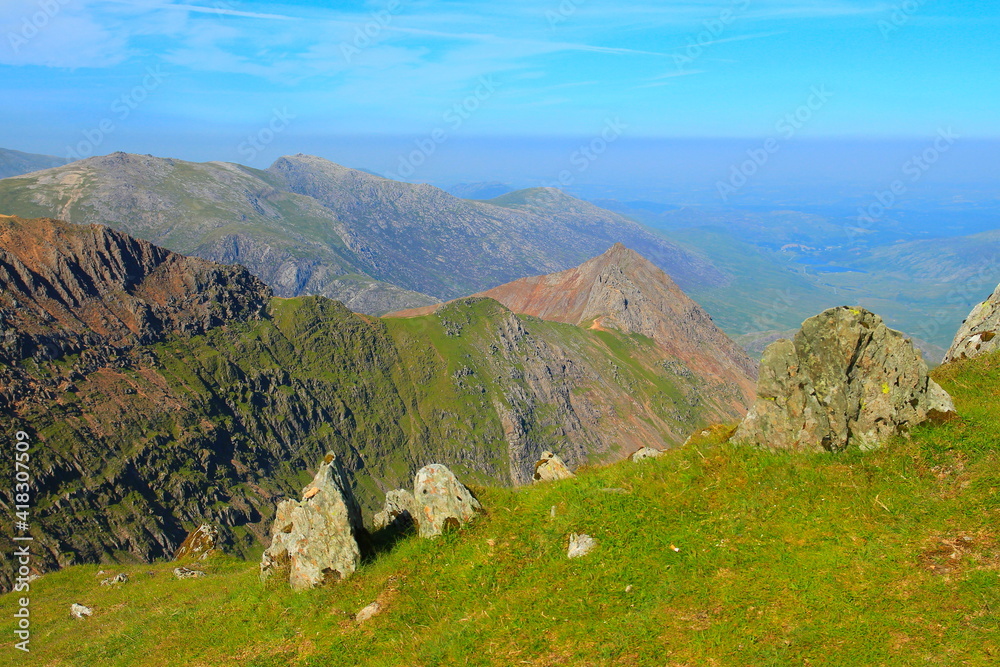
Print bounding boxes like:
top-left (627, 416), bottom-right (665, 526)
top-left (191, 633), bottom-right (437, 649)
top-left (1, 0), bottom-right (998, 204)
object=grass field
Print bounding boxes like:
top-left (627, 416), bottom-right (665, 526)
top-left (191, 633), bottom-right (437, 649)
top-left (3, 353), bottom-right (999, 666)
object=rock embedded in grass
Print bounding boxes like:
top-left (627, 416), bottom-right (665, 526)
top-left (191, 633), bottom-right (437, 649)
top-left (945, 281), bottom-right (1000, 363)
top-left (532, 451), bottom-right (575, 483)
top-left (567, 533), bottom-right (596, 559)
top-left (733, 306), bottom-right (956, 452)
top-left (630, 447), bottom-right (664, 462)
top-left (259, 453), bottom-right (367, 590)
top-left (70, 603), bottom-right (92, 618)
top-left (413, 464), bottom-right (482, 538)
top-left (173, 524), bottom-right (219, 561)
top-left (355, 601), bottom-right (382, 624)
top-left (173, 567), bottom-right (206, 579)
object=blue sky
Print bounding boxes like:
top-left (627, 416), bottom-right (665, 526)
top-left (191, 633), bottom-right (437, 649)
top-left (0, 0), bottom-right (997, 189)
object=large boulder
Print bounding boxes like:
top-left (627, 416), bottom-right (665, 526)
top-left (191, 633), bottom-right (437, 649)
top-left (945, 283), bottom-right (1000, 363)
top-left (733, 306), bottom-right (956, 452)
top-left (372, 489), bottom-right (416, 532)
top-left (532, 451), bottom-right (575, 483)
top-left (413, 464), bottom-right (481, 538)
top-left (259, 453), bottom-right (365, 590)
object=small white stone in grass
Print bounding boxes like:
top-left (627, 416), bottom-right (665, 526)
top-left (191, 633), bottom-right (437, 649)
top-left (625, 585), bottom-right (633, 593)
top-left (355, 601), bottom-right (381, 623)
top-left (70, 603), bottom-right (93, 618)
top-left (567, 533), bottom-right (596, 559)
top-left (550, 505), bottom-right (556, 518)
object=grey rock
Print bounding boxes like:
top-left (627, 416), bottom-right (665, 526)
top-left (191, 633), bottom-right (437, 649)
top-left (945, 283), bottom-right (1000, 363)
top-left (372, 489), bottom-right (415, 532)
top-left (413, 464), bottom-right (482, 538)
top-left (260, 453), bottom-right (365, 590)
top-left (567, 533), bottom-right (596, 559)
top-left (733, 306), bottom-right (956, 452)
top-left (99, 573), bottom-right (129, 586)
top-left (532, 451), bottom-right (575, 483)
top-left (70, 603), bottom-right (93, 618)
top-left (630, 446), bottom-right (664, 462)
top-left (174, 524), bottom-right (219, 561)
top-left (355, 601), bottom-right (382, 624)
top-left (172, 567), bottom-right (205, 579)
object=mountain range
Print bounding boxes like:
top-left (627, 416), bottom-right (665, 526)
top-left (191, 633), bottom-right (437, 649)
top-left (0, 147), bottom-right (71, 179)
top-left (0, 152), bottom-right (723, 317)
top-left (0, 215), bottom-right (748, 589)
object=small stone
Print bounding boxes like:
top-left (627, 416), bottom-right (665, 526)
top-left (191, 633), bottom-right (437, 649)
top-left (100, 573), bottom-right (129, 586)
top-left (303, 487), bottom-right (320, 499)
top-left (631, 447), bottom-right (664, 462)
top-left (70, 603), bottom-right (93, 619)
top-left (413, 464), bottom-right (482, 538)
top-left (355, 601), bottom-right (382, 623)
top-left (549, 505), bottom-right (556, 518)
top-left (532, 451), bottom-right (575, 483)
top-left (625, 585), bottom-right (633, 593)
top-left (567, 533), bottom-right (596, 559)
top-left (173, 567), bottom-right (206, 579)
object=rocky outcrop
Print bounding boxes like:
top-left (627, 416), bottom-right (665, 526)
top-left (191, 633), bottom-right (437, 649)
top-left (733, 306), bottom-right (956, 452)
top-left (372, 489), bottom-right (416, 532)
top-left (260, 453), bottom-right (366, 590)
top-left (533, 452), bottom-right (575, 483)
top-left (945, 283), bottom-right (1000, 363)
top-left (173, 567), bottom-right (205, 579)
top-left (173, 524), bottom-right (219, 561)
top-left (413, 464), bottom-right (482, 538)
top-left (0, 216), bottom-right (269, 366)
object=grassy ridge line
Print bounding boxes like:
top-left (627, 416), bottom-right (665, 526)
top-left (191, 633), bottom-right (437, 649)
top-left (3, 354), bottom-right (998, 666)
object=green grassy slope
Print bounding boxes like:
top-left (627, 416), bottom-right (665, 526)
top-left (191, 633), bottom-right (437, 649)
top-left (6, 353), bottom-right (997, 666)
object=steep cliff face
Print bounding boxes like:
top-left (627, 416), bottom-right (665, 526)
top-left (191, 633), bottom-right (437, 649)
top-left (391, 243), bottom-right (758, 415)
top-left (0, 217), bottom-right (717, 590)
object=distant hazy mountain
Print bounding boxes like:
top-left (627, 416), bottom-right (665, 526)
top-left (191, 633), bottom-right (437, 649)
top-left (446, 181), bottom-right (514, 199)
top-left (0, 216), bottom-right (731, 586)
top-left (0, 152), bottom-right (723, 314)
top-left (0, 147), bottom-right (72, 179)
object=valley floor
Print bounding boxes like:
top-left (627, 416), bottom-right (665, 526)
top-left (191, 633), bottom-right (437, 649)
top-left (3, 354), bottom-right (999, 666)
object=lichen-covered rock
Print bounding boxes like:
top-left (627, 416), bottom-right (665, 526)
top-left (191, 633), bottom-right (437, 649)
top-left (260, 453), bottom-right (365, 590)
top-left (173, 524), bottom-right (219, 561)
top-left (532, 451), bottom-right (575, 483)
top-left (630, 447), bottom-right (664, 462)
top-left (733, 306), bottom-right (956, 452)
top-left (355, 601), bottom-right (382, 624)
top-left (945, 283), bottom-right (1000, 363)
top-left (567, 533), bottom-right (596, 559)
top-left (413, 464), bottom-right (481, 538)
top-left (372, 489), bottom-right (415, 532)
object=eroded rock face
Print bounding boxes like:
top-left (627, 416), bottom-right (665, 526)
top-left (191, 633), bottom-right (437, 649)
top-left (532, 452), bottom-right (575, 483)
top-left (945, 283), bottom-right (1000, 363)
top-left (413, 464), bottom-right (481, 538)
top-left (173, 524), bottom-right (219, 561)
top-left (733, 306), bottom-right (956, 452)
top-left (372, 489), bottom-right (415, 532)
top-left (260, 453), bottom-right (365, 590)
